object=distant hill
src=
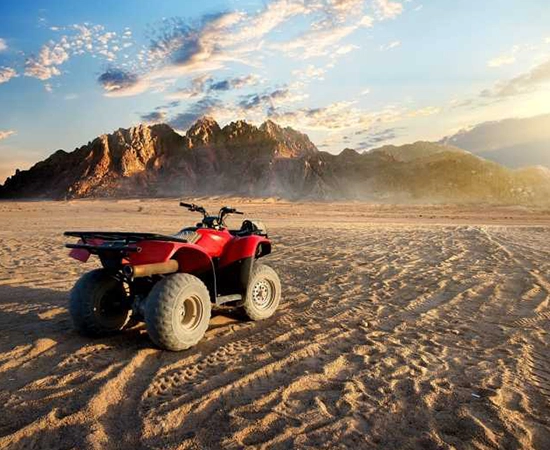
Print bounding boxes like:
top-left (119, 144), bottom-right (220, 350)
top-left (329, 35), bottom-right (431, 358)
top-left (440, 114), bottom-right (550, 169)
top-left (1, 117), bottom-right (550, 205)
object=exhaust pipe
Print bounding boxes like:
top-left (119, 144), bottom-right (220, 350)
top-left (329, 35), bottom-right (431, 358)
top-left (123, 260), bottom-right (179, 278)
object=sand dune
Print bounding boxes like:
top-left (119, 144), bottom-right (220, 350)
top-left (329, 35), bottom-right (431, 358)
top-left (0, 200), bottom-right (549, 449)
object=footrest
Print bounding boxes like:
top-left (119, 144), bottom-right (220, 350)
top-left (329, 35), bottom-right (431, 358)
top-left (215, 294), bottom-right (242, 306)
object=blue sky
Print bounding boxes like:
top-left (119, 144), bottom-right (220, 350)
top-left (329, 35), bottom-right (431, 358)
top-left (1, 0), bottom-right (550, 182)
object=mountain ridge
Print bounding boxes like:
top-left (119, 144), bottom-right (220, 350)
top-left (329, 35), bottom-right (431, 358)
top-left (440, 114), bottom-right (550, 169)
top-left (1, 118), bottom-right (550, 205)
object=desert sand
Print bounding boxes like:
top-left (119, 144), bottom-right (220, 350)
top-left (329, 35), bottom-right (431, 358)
top-left (0, 199), bottom-right (549, 449)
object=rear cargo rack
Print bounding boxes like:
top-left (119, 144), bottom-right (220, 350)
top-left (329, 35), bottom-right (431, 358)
top-left (65, 242), bottom-right (141, 254)
top-left (64, 231), bottom-right (189, 244)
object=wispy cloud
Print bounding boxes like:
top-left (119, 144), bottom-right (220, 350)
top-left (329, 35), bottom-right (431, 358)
top-left (354, 127), bottom-right (404, 150)
top-left (379, 40), bottom-right (401, 51)
top-left (272, 23), bottom-right (363, 59)
top-left (0, 130), bottom-right (16, 140)
top-left (0, 38), bottom-right (7, 52)
top-left (292, 65), bottom-right (326, 81)
top-left (487, 45), bottom-right (519, 68)
top-left (267, 97), bottom-right (439, 135)
top-left (209, 74), bottom-right (261, 91)
top-left (239, 87), bottom-right (308, 112)
top-left (272, 1), bottom-right (373, 60)
top-left (373, 0), bottom-right (404, 20)
top-left (166, 74), bottom-right (261, 100)
top-left (407, 106), bottom-right (440, 117)
top-left (267, 101), bottom-right (404, 131)
top-left (166, 74), bottom-right (212, 100)
top-left (0, 67), bottom-right (17, 84)
top-left (481, 58), bottom-right (550, 98)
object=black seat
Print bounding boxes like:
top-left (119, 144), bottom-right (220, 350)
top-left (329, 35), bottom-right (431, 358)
top-left (230, 220), bottom-right (267, 237)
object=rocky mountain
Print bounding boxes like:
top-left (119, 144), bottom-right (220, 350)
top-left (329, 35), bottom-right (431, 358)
top-left (440, 114), bottom-right (550, 169)
top-left (1, 117), bottom-right (550, 205)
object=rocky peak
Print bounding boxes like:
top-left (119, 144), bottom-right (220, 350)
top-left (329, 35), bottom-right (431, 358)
top-left (259, 119), bottom-right (318, 158)
top-left (223, 120), bottom-right (259, 140)
top-left (186, 116), bottom-right (221, 147)
top-left (259, 119), bottom-right (282, 135)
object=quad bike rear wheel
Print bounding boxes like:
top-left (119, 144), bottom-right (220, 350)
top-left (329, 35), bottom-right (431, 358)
top-left (242, 264), bottom-right (281, 321)
top-left (144, 273), bottom-right (211, 351)
top-left (69, 269), bottom-right (131, 337)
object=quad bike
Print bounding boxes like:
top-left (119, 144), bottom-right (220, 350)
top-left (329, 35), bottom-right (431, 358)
top-left (64, 202), bottom-right (280, 351)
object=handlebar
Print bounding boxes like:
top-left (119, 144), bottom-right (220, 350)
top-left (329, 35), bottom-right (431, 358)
top-left (180, 202), bottom-right (207, 215)
top-left (179, 202), bottom-right (244, 228)
top-left (222, 207), bottom-right (244, 215)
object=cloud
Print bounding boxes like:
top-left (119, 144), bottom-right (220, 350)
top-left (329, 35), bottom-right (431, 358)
top-left (487, 45), bottom-right (519, 68)
top-left (268, 101), bottom-right (406, 131)
top-left (373, 0), bottom-right (404, 20)
top-left (268, 0), bottom-right (377, 60)
top-left (209, 74), bottom-right (260, 91)
top-left (144, 12), bottom-right (250, 74)
top-left (0, 38), bottom-right (7, 52)
top-left (140, 111), bottom-right (167, 123)
top-left (292, 65), bottom-right (326, 81)
top-left (97, 68), bottom-right (143, 96)
top-left (267, 99), bottom-right (437, 134)
top-left (166, 74), bottom-right (211, 99)
top-left (354, 127), bottom-right (403, 150)
top-left (168, 97), bottom-right (225, 131)
top-left (273, 24), bottom-right (358, 59)
top-left (24, 41), bottom-right (68, 80)
top-left (487, 55), bottom-right (516, 68)
top-left (239, 88), bottom-right (308, 112)
top-left (98, 0), bottom-right (393, 96)
top-left (166, 73), bottom-right (260, 100)
top-left (407, 106), bottom-right (440, 117)
top-left (0, 67), bottom-right (17, 84)
top-left (0, 130), bottom-right (16, 140)
top-left (481, 58), bottom-right (550, 98)
top-left (24, 23), bottom-right (130, 81)
top-left (98, 12), bottom-right (254, 96)
top-left (272, 14), bottom-right (368, 60)
top-left (379, 40), bottom-right (401, 51)
top-left (359, 15), bottom-right (375, 27)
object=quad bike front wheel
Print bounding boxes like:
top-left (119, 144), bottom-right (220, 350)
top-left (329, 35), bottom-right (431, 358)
top-left (144, 273), bottom-right (211, 351)
top-left (69, 269), bottom-right (131, 337)
top-left (242, 264), bottom-right (281, 321)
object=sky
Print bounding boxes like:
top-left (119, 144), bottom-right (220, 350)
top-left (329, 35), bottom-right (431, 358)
top-left (1, 0), bottom-right (550, 182)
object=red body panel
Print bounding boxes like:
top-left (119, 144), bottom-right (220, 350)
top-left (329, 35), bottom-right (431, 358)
top-left (219, 235), bottom-right (271, 267)
top-left (69, 228), bottom-right (271, 275)
top-left (128, 240), bottom-right (181, 265)
top-left (195, 228), bottom-right (233, 258)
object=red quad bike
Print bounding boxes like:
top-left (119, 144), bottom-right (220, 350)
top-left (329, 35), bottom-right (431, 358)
top-left (64, 202), bottom-right (280, 351)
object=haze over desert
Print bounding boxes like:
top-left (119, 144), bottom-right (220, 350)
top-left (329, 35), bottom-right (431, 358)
top-left (0, 199), bottom-right (549, 449)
